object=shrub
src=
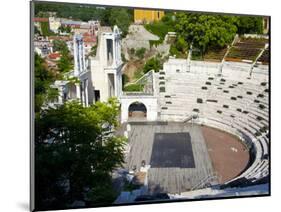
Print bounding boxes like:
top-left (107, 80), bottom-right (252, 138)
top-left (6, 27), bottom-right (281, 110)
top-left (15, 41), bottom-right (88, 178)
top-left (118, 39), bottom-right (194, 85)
top-left (130, 48), bottom-right (135, 55)
top-left (135, 48), bottom-right (146, 59)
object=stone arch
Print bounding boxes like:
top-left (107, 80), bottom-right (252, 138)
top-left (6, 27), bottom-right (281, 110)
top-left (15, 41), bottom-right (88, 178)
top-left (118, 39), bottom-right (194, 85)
top-left (128, 101), bottom-right (147, 120)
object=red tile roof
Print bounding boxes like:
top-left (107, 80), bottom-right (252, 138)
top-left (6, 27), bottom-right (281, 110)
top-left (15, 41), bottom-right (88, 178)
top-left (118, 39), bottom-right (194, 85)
top-left (48, 52), bottom-right (61, 60)
top-left (33, 17), bottom-right (49, 22)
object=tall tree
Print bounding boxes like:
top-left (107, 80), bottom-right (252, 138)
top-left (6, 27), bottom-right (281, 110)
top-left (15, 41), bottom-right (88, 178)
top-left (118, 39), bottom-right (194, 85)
top-left (107, 8), bottom-right (132, 37)
top-left (235, 16), bottom-right (263, 35)
top-left (175, 13), bottom-right (238, 53)
top-left (35, 99), bottom-right (126, 210)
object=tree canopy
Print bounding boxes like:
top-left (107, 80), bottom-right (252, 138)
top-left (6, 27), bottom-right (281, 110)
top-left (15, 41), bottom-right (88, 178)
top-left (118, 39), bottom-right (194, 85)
top-left (54, 40), bottom-right (73, 73)
top-left (34, 53), bottom-right (58, 113)
top-left (34, 2), bottom-right (133, 37)
top-left (235, 16), bottom-right (263, 35)
top-left (175, 13), bottom-right (238, 53)
top-left (35, 99), bottom-right (126, 210)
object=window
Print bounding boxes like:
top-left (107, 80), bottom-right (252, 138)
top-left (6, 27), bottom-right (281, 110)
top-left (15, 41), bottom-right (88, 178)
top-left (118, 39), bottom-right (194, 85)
top-left (94, 90), bottom-right (100, 102)
top-left (223, 105), bottom-right (229, 108)
top-left (206, 82), bottom-right (211, 85)
top-left (201, 86), bottom-right (208, 90)
top-left (223, 90), bottom-right (229, 93)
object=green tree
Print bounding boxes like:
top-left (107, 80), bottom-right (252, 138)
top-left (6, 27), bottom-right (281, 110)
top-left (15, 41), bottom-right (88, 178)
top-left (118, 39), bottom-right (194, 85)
top-left (143, 56), bottom-right (162, 73)
top-left (169, 36), bottom-right (189, 58)
top-left (235, 16), bottom-right (263, 35)
top-left (107, 8), bottom-right (132, 37)
top-left (58, 25), bottom-right (71, 34)
top-left (34, 53), bottom-right (57, 113)
top-left (52, 40), bottom-right (68, 53)
top-left (55, 41), bottom-right (73, 73)
top-left (175, 13), bottom-right (238, 53)
top-left (35, 99), bottom-right (126, 210)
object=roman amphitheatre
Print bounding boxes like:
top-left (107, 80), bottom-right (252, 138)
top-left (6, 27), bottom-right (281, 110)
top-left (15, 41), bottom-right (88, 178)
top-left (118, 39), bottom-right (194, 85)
top-left (115, 33), bottom-right (269, 203)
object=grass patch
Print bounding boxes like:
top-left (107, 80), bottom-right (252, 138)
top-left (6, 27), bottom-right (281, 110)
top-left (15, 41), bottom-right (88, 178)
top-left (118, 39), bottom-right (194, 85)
top-left (123, 84), bottom-right (144, 92)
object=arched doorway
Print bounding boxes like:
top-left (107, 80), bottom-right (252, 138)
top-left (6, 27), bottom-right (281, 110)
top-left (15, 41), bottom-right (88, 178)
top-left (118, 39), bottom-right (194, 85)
top-left (128, 102), bottom-right (147, 120)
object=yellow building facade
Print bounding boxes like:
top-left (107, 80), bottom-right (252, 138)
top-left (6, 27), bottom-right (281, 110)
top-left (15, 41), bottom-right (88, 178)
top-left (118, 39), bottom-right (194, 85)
top-left (134, 9), bottom-right (165, 23)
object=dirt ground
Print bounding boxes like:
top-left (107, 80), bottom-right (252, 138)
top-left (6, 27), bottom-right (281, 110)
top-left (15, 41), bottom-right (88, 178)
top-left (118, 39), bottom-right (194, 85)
top-left (122, 59), bottom-right (144, 82)
top-left (201, 126), bottom-right (250, 183)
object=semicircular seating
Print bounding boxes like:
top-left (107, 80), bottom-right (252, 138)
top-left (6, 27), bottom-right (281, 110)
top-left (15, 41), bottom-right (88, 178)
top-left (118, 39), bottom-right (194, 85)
top-left (158, 61), bottom-right (269, 187)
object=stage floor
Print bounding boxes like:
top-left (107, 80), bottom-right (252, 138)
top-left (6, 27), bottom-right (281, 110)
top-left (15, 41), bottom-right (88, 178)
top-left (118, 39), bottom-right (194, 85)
top-left (126, 122), bottom-right (216, 194)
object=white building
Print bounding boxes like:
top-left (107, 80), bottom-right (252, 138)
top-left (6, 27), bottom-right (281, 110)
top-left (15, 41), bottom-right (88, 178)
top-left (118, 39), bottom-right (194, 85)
top-left (49, 17), bottom-right (61, 34)
top-left (89, 26), bottom-right (123, 102)
top-left (51, 26), bottom-right (123, 106)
